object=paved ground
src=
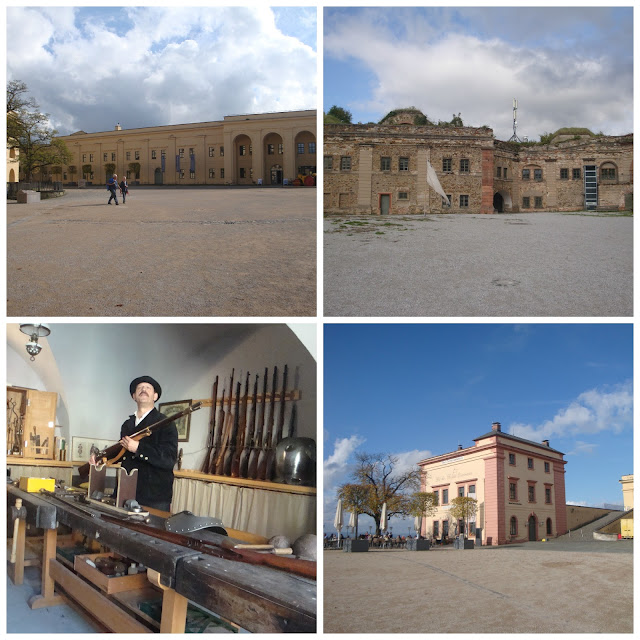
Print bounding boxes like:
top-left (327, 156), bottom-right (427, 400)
top-left (7, 187), bottom-right (316, 317)
top-left (324, 541), bottom-right (632, 633)
top-left (323, 212), bottom-right (632, 317)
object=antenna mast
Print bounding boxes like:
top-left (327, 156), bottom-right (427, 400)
top-left (508, 98), bottom-right (522, 143)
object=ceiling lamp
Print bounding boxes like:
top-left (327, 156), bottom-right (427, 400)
top-left (19, 323), bottom-right (51, 361)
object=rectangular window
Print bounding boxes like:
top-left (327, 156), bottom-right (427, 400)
top-left (528, 457), bottom-right (534, 469)
top-left (308, 142), bottom-right (316, 154)
top-left (544, 462), bottom-right (550, 473)
top-left (522, 197), bottom-right (530, 209)
top-left (190, 170), bottom-right (195, 179)
top-left (399, 157), bottom-right (409, 171)
top-left (103, 153), bottom-right (108, 161)
top-left (398, 192), bottom-right (408, 200)
top-left (510, 518), bottom-right (517, 535)
top-left (497, 166), bottom-right (502, 178)
top-left (572, 168), bottom-right (581, 180)
top-left (209, 168), bottom-right (215, 178)
top-left (504, 168), bottom-right (508, 179)
top-left (267, 144), bottom-right (275, 155)
top-left (442, 489), bottom-right (449, 504)
top-left (324, 156), bottom-right (333, 170)
top-left (249, 145), bottom-right (252, 155)
top-left (151, 150), bottom-right (157, 160)
top-left (89, 154), bottom-right (94, 162)
top-left (126, 151), bottom-right (131, 161)
top-left (460, 158), bottom-right (469, 173)
top-left (509, 482), bottom-right (517, 500)
top-left (545, 488), bottom-right (552, 504)
top-left (468, 484), bottom-right (475, 494)
top-left (220, 168), bottom-right (225, 178)
top-left (433, 521), bottom-right (439, 538)
top-left (443, 521), bottom-right (449, 537)
top-left (239, 145), bottom-right (246, 156)
top-left (528, 485), bottom-right (535, 502)
top-left (459, 195), bottom-right (469, 207)
top-left (161, 150), bottom-right (166, 158)
top-left (179, 169), bottom-right (185, 179)
top-left (380, 157), bottom-right (391, 171)
top-left (442, 158), bottom-right (452, 172)
top-left (535, 196), bottom-right (543, 208)
top-left (297, 143), bottom-right (305, 154)
top-left (458, 486), bottom-right (464, 498)
top-left (179, 148), bottom-right (184, 158)
top-left (560, 168), bottom-right (569, 179)
top-left (509, 453), bottom-right (516, 465)
top-left (432, 490), bottom-right (439, 505)
top-left (82, 154), bottom-right (86, 162)
top-left (534, 168), bottom-right (543, 181)
top-left (189, 148), bottom-right (194, 156)
top-left (340, 156), bottom-right (352, 171)
top-left (209, 147), bottom-right (215, 157)
top-left (112, 153), bottom-right (116, 162)
top-left (601, 167), bottom-right (616, 180)
top-left (239, 168), bottom-right (246, 178)
top-left (278, 143), bottom-right (284, 154)
top-left (522, 168), bottom-right (530, 180)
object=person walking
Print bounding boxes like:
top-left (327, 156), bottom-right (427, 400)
top-left (107, 173), bottom-right (119, 205)
top-left (119, 176), bottom-right (129, 204)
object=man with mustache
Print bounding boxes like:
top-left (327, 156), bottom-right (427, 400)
top-left (92, 376), bottom-right (178, 511)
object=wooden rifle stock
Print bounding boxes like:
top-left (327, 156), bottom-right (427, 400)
top-left (239, 373), bottom-right (258, 478)
top-left (231, 373), bottom-right (249, 477)
top-left (78, 402), bottom-right (202, 477)
top-left (99, 514), bottom-right (316, 580)
top-left (247, 368), bottom-right (268, 479)
top-left (223, 381), bottom-right (241, 476)
top-left (257, 366), bottom-right (277, 480)
top-left (265, 364), bottom-right (287, 481)
top-left (200, 376), bottom-right (219, 473)
top-left (215, 370), bottom-right (234, 475)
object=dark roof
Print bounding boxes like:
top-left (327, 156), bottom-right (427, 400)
top-left (473, 430), bottom-right (564, 454)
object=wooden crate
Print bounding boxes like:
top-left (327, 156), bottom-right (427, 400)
top-left (74, 552), bottom-right (148, 594)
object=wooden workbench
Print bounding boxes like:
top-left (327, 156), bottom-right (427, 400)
top-left (7, 486), bottom-right (316, 633)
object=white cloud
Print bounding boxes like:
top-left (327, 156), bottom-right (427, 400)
top-left (509, 382), bottom-right (632, 443)
top-left (7, 7), bottom-right (317, 134)
top-left (323, 434), bottom-right (365, 499)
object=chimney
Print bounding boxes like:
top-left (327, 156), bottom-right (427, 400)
top-left (457, 444), bottom-right (463, 450)
top-left (542, 439), bottom-right (550, 447)
top-left (491, 421), bottom-right (501, 432)
top-left (115, 123), bottom-right (121, 131)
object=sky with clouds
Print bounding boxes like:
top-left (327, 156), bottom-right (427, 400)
top-left (323, 324), bottom-right (633, 536)
top-left (324, 7), bottom-right (633, 140)
top-left (7, 6), bottom-right (317, 135)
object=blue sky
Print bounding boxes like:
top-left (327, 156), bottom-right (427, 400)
top-left (323, 324), bottom-right (633, 536)
top-left (7, 6), bottom-right (317, 135)
top-left (324, 7), bottom-right (633, 140)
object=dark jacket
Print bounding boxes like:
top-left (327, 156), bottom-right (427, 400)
top-left (119, 408), bottom-right (178, 506)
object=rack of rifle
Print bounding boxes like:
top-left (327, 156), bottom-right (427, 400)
top-left (199, 365), bottom-right (299, 482)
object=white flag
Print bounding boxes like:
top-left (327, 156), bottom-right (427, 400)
top-left (427, 160), bottom-right (450, 206)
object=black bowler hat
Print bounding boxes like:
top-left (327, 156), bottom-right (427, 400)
top-left (129, 376), bottom-right (162, 400)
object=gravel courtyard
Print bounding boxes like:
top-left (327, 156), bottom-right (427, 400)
top-left (324, 212), bottom-right (632, 317)
top-left (324, 542), bottom-right (633, 633)
top-left (8, 187), bottom-right (316, 317)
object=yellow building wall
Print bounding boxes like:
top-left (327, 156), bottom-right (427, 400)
top-left (7, 145), bottom-right (19, 182)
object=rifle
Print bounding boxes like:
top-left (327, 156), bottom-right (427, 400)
top-left (239, 374), bottom-right (258, 478)
top-left (223, 381), bottom-right (241, 476)
top-left (200, 376), bottom-right (219, 473)
top-left (265, 364), bottom-right (287, 481)
top-left (247, 368), bottom-right (268, 479)
top-left (257, 366), bottom-right (277, 480)
top-left (78, 402), bottom-right (202, 477)
top-left (214, 369), bottom-right (234, 476)
top-left (231, 372), bottom-right (250, 478)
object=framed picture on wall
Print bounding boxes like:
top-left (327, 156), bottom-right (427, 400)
top-left (71, 437), bottom-right (113, 463)
top-left (158, 399), bottom-right (192, 442)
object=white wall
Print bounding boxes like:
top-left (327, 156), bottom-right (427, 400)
top-left (6, 323), bottom-right (316, 470)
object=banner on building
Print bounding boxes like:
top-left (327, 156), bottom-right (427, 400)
top-left (190, 154), bottom-right (196, 173)
top-left (161, 154), bottom-right (166, 173)
top-left (176, 155), bottom-right (180, 172)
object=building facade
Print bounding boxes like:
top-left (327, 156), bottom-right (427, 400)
top-left (418, 421), bottom-right (567, 546)
top-left (7, 143), bottom-right (19, 183)
top-left (55, 110), bottom-right (316, 187)
top-left (324, 111), bottom-right (632, 214)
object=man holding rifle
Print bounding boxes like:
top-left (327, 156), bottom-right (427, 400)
top-left (90, 375), bottom-right (177, 511)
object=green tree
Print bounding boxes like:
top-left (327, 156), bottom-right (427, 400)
top-left (338, 452), bottom-right (422, 534)
top-left (406, 491), bottom-right (438, 537)
top-left (449, 496), bottom-right (478, 538)
top-left (104, 163), bottom-right (116, 178)
top-left (327, 105), bottom-right (352, 124)
top-left (6, 81), bottom-right (71, 181)
top-left (337, 483), bottom-right (374, 537)
top-left (128, 162), bottom-right (141, 179)
top-left (82, 164), bottom-right (92, 179)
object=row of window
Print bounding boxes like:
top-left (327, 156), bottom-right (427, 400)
top-left (432, 520), bottom-right (476, 538)
top-left (511, 516), bottom-right (553, 536)
top-left (508, 480), bottom-right (553, 504)
top-left (508, 453), bottom-right (552, 473)
top-left (432, 483), bottom-right (476, 505)
top-left (522, 196), bottom-right (543, 209)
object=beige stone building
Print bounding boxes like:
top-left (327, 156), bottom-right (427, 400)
top-left (418, 421), bottom-right (567, 546)
top-left (324, 109), bottom-right (632, 214)
top-left (619, 474), bottom-right (633, 511)
top-left (55, 110), bottom-right (316, 186)
top-left (7, 143), bottom-right (19, 183)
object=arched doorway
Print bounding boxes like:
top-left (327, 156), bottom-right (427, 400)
top-left (9, 168), bottom-right (15, 183)
top-left (546, 518), bottom-right (552, 536)
top-left (270, 164), bottom-right (283, 185)
top-left (294, 130), bottom-right (316, 178)
top-left (263, 133), bottom-right (284, 185)
top-left (234, 134), bottom-right (253, 184)
top-left (154, 167), bottom-right (163, 185)
top-left (528, 515), bottom-right (537, 541)
top-left (493, 193), bottom-right (504, 212)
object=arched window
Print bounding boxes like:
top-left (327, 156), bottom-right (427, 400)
top-left (600, 162), bottom-right (617, 182)
top-left (546, 518), bottom-right (552, 535)
top-left (510, 516), bottom-right (517, 536)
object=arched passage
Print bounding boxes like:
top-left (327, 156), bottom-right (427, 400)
top-left (294, 130), bottom-right (316, 178)
top-left (234, 134), bottom-right (253, 184)
top-left (263, 133), bottom-right (284, 185)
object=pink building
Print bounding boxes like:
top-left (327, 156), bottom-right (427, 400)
top-left (418, 421), bottom-right (567, 545)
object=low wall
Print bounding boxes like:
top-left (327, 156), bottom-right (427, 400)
top-left (566, 505), bottom-right (616, 530)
